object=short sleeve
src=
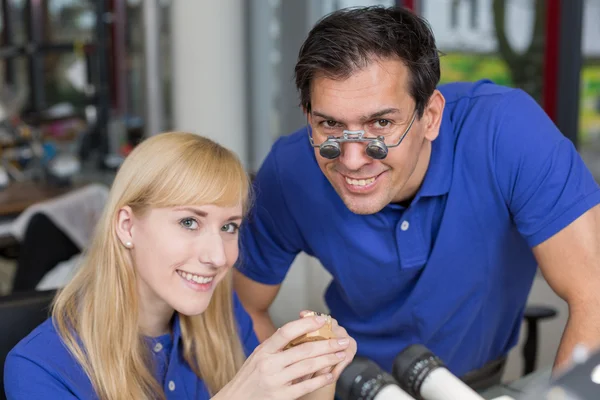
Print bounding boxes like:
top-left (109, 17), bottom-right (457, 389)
top-left (232, 291), bottom-right (259, 356)
top-left (493, 89), bottom-right (600, 247)
top-left (4, 352), bottom-right (78, 399)
top-left (237, 143), bottom-right (304, 284)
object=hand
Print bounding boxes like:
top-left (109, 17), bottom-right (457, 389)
top-left (216, 314), bottom-right (351, 400)
top-left (297, 310), bottom-right (357, 383)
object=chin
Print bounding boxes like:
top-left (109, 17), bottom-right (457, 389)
top-left (340, 193), bottom-right (389, 215)
top-left (172, 297), bottom-right (212, 317)
top-left (346, 202), bottom-right (386, 215)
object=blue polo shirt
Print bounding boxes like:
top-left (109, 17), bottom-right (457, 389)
top-left (237, 80), bottom-right (600, 377)
top-left (3, 293), bottom-right (259, 399)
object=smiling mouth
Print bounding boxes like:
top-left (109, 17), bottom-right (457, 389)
top-left (344, 176), bottom-right (376, 187)
top-left (176, 270), bottom-right (215, 284)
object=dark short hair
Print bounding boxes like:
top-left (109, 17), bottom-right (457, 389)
top-left (295, 6), bottom-right (440, 118)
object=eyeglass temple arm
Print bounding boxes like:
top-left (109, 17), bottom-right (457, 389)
top-left (385, 111), bottom-right (418, 149)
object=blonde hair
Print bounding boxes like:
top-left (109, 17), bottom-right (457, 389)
top-left (52, 132), bottom-right (250, 399)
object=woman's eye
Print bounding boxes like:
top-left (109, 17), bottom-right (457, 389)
top-left (221, 222), bottom-right (239, 234)
top-left (180, 218), bottom-right (198, 230)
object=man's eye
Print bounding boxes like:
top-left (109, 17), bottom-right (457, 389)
top-left (374, 119), bottom-right (391, 128)
top-left (221, 222), bottom-right (239, 234)
top-left (180, 218), bottom-right (198, 230)
top-left (324, 120), bottom-right (338, 128)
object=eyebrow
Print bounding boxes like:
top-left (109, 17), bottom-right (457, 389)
top-left (174, 207), bottom-right (242, 221)
top-left (175, 207), bottom-right (207, 218)
top-left (311, 108), bottom-right (402, 123)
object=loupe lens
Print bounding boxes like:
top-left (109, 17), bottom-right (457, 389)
top-left (320, 140), bottom-right (341, 159)
top-left (366, 140), bottom-right (388, 159)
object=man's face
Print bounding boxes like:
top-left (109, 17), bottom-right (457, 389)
top-left (308, 57), bottom-right (442, 214)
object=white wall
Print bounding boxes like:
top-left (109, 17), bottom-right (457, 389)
top-left (170, 0), bottom-right (248, 165)
top-left (269, 255), bottom-right (332, 327)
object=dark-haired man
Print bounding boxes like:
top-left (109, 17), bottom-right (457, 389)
top-left (234, 5), bottom-right (600, 384)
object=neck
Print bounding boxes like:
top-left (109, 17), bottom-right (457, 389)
top-left (394, 139), bottom-right (432, 204)
top-left (139, 305), bottom-right (174, 337)
top-left (137, 279), bottom-right (174, 337)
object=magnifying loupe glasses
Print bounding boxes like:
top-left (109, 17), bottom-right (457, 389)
top-left (307, 111), bottom-right (417, 160)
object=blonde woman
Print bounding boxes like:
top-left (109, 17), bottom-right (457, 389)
top-left (4, 132), bottom-right (356, 400)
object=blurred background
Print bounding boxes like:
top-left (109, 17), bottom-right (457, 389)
top-left (0, 0), bottom-right (597, 390)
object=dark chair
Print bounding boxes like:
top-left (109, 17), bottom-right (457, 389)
top-left (12, 213), bottom-right (79, 293)
top-left (0, 289), bottom-right (56, 400)
top-left (462, 355), bottom-right (507, 392)
top-left (522, 305), bottom-right (558, 375)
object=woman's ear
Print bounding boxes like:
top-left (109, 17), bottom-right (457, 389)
top-left (116, 206), bottom-right (135, 249)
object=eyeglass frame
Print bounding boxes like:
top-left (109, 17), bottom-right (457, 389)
top-left (306, 109), bottom-right (418, 160)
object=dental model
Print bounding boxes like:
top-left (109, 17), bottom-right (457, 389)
top-left (284, 312), bottom-right (336, 350)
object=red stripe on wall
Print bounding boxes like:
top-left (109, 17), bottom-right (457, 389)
top-left (402, 0), bottom-right (415, 11)
top-left (543, 0), bottom-right (561, 121)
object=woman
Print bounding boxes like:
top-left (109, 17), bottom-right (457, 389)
top-left (4, 132), bottom-right (356, 399)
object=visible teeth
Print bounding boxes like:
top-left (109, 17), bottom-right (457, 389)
top-left (177, 270), bottom-right (214, 284)
top-left (345, 176), bottom-right (375, 186)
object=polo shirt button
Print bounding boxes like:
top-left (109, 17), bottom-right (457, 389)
top-left (153, 343), bottom-right (163, 352)
top-left (168, 381), bottom-right (175, 391)
top-left (400, 220), bottom-right (410, 231)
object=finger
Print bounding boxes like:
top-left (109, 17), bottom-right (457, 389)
top-left (275, 337), bottom-right (350, 368)
top-left (276, 352), bottom-right (345, 386)
top-left (331, 356), bottom-right (352, 379)
top-left (291, 374), bottom-right (312, 385)
top-left (263, 338), bottom-right (345, 384)
top-left (312, 365), bottom-right (334, 377)
top-left (252, 332), bottom-right (352, 379)
top-left (284, 373), bottom-right (335, 399)
top-left (261, 315), bottom-right (328, 353)
top-left (330, 339), bottom-right (357, 379)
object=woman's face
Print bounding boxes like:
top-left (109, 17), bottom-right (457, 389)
top-left (117, 203), bottom-right (243, 321)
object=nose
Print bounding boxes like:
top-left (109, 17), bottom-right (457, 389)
top-left (198, 232), bottom-right (227, 269)
top-left (337, 141), bottom-right (372, 171)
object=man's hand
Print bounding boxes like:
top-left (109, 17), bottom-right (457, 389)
top-left (533, 203), bottom-right (600, 373)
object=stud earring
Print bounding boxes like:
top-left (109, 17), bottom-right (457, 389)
top-left (125, 241), bottom-right (133, 248)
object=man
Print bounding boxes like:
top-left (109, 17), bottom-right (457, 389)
top-left (234, 5), bottom-right (600, 383)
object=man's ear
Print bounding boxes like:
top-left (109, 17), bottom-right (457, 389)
top-left (422, 90), bottom-right (445, 142)
top-left (302, 106), bottom-right (311, 123)
top-left (116, 206), bottom-right (135, 248)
